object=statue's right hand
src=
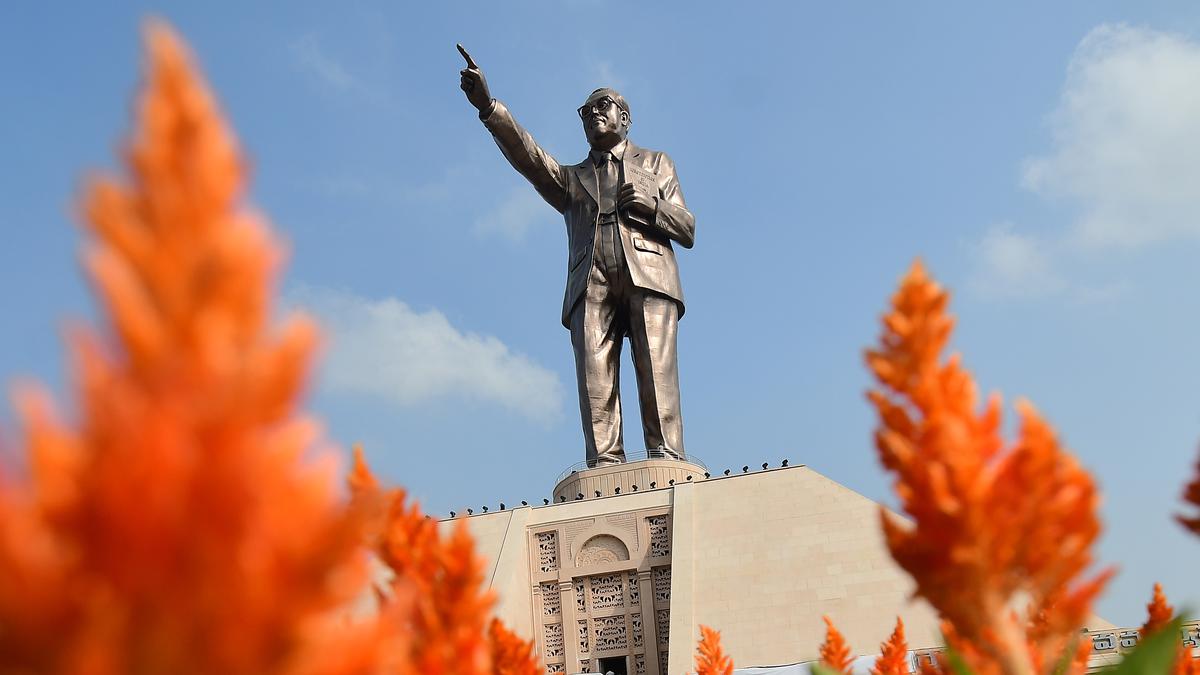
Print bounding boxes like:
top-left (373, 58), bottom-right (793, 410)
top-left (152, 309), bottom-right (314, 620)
top-left (457, 44), bottom-right (491, 112)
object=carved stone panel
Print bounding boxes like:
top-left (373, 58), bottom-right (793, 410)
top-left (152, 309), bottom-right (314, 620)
top-left (631, 612), bottom-right (643, 649)
top-left (656, 609), bottom-right (670, 645)
top-left (606, 512), bottom-right (639, 548)
top-left (589, 573), bottom-right (624, 611)
top-left (537, 531), bottom-right (559, 572)
top-left (578, 620), bottom-right (590, 654)
top-left (565, 518), bottom-right (597, 552)
top-left (541, 582), bottom-right (561, 617)
top-left (546, 665), bottom-right (564, 674)
top-left (635, 654), bottom-right (646, 675)
top-left (575, 579), bottom-right (586, 613)
top-left (652, 566), bottom-right (671, 603)
top-left (627, 571), bottom-right (640, 605)
top-left (658, 649), bottom-right (668, 675)
top-left (543, 622), bottom-right (564, 658)
top-left (593, 615), bottom-right (628, 651)
top-left (577, 534), bottom-right (630, 566)
top-left (647, 515), bottom-right (670, 557)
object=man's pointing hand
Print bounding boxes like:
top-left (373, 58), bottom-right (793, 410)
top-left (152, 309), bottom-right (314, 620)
top-left (457, 43), bottom-right (491, 113)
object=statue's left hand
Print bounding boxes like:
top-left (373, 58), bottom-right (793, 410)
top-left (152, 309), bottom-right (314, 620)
top-left (618, 182), bottom-right (656, 220)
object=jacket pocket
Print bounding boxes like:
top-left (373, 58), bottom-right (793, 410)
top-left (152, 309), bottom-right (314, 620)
top-left (632, 237), bottom-right (665, 255)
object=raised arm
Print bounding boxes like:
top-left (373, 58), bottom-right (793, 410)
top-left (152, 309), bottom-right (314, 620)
top-left (458, 44), bottom-right (569, 213)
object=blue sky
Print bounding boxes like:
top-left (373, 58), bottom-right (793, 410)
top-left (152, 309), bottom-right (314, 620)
top-left (2, 2), bottom-right (1199, 626)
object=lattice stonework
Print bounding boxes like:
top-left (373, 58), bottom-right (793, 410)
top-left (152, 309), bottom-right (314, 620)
top-left (656, 609), bottom-right (670, 644)
top-left (580, 659), bottom-right (591, 673)
top-left (575, 579), bottom-right (586, 613)
top-left (589, 573), bottom-right (624, 610)
top-left (647, 515), bottom-right (670, 557)
top-left (628, 571), bottom-right (640, 605)
top-left (631, 612), bottom-right (643, 648)
top-left (546, 665), bottom-right (564, 674)
top-left (578, 620), bottom-right (589, 654)
top-left (537, 531), bottom-right (559, 572)
top-left (635, 654), bottom-right (646, 675)
top-left (541, 583), bottom-right (561, 616)
top-left (658, 649), bottom-right (669, 674)
top-left (593, 615), bottom-right (628, 651)
top-left (652, 566), bottom-right (671, 603)
top-left (543, 622), bottom-right (564, 658)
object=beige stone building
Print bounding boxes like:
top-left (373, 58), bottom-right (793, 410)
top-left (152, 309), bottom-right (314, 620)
top-left (439, 459), bottom-right (1182, 674)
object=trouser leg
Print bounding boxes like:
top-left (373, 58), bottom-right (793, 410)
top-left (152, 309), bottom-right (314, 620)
top-left (569, 263), bottom-right (626, 467)
top-left (627, 289), bottom-right (684, 459)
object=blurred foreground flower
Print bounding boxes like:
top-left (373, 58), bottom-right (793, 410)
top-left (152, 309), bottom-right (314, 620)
top-left (693, 625), bottom-right (734, 675)
top-left (350, 448), bottom-right (540, 675)
top-left (0, 22), bottom-right (393, 675)
top-left (1180, 454), bottom-right (1200, 536)
top-left (865, 261), bottom-right (1110, 675)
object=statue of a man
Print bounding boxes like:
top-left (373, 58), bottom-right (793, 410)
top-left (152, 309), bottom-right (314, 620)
top-left (458, 45), bottom-right (695, 467)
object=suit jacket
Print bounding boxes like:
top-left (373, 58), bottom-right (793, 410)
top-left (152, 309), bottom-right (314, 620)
top-left (482, 100), bottom-right (695, 328)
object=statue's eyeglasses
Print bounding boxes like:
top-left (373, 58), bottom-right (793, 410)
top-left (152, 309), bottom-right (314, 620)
top-left (578, 97), bottom-right (622, 120)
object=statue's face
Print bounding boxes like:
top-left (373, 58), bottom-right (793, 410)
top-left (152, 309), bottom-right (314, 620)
top-left (579, 94), bottom-right (628, 148)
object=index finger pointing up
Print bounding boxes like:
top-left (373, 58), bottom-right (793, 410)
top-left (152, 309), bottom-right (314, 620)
top-left (456, 43), bottom-right (478, 69)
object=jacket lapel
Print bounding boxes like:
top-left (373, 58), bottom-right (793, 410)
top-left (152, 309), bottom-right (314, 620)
top-left (622, 143), bottom-right (645, 171)
top-left (574, 162), bottom-right (599, 206)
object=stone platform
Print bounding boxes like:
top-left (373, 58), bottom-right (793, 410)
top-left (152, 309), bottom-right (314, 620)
top-left (552, 458), bottom-right (706, 505)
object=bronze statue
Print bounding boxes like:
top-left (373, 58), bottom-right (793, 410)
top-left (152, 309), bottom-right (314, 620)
top-left (458, 45), bottom-right (695, 467)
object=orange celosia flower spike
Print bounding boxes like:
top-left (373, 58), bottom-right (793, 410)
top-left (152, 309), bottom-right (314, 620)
top-left (695, 625), bottom-right (734, 675)
top-left (1142, 583), bottom-right (1175, 635)
top-left (0, 22), bottom-right (389, 675)
top-left (488, 618), bottom-right (542, 675)
top-left (871, 617), bottom-right (908, 675)
top-left (819, 616), bottom-right (854, 674)
top-left (351, 451), bottom-right (496, 675)
top-left (1179, 454), bottom-right (1200, 536)
top-left (865, 261), bottom-right (1110, 675)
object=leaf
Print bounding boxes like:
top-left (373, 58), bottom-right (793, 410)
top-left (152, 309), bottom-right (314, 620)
top-left (1101, 616), bottom-right (1185, 675)
top-left (943, 644), bottom-right (977, 675)
top-left (1051, 635), bottom-right (1081, 675)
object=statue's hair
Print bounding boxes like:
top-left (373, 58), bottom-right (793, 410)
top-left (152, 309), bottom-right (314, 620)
top-left (585, 87), bottom-right (630, 124)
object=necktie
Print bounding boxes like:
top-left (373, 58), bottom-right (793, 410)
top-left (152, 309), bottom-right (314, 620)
top-left (597, 152), bottom-right (617, 214)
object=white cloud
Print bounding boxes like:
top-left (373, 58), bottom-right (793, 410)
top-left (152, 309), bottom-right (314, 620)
top-left (291, 287), bottom-right (563, 423)
top-left (591, 61), bottom-right (625, 90)
top-left (1022, 24), bottom-right (1200, 248)
top-left (969, 223), bottom-right (1065, 299)
top-left (473, 186), bottom-right (555, 241)
top-left (291, 35), bottom-right (357, 91)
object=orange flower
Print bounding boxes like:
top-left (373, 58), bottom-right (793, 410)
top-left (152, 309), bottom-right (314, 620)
top-left (488, 618), bottom-right (541, 675)
top-left (1137, 584), bottom-right (1199, 675)
top-left (1180, 454), bottom-right (1200, 536)
top-left (350, 449), bottom-right (499, 675)
top-left (819, 616), bottom-right (854, 674)
top-left (0, 21), bottom-right (387, 675)
top-left (694, 625), bottom-right (734, 675)
top-left (865, 261), bottom-right (1110, 675)
top-left (871, 617), bottom-right (908, 675)
top-left (1142, 583), bottom-right (1174, 635)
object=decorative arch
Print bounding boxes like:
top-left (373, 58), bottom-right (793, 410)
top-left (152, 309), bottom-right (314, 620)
top-left (575, 534), bottom-right (630, 567)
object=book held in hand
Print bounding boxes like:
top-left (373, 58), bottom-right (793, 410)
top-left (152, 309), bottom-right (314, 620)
top-left (623, 162), bottom-right (658, 227)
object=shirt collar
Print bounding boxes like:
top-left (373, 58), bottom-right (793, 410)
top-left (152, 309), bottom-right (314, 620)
top-left (590, 139), bottom-right (628, 166)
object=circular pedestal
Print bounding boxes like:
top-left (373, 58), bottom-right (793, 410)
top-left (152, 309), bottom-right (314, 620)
top-left (552, 457), bottom-right (706, 503)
